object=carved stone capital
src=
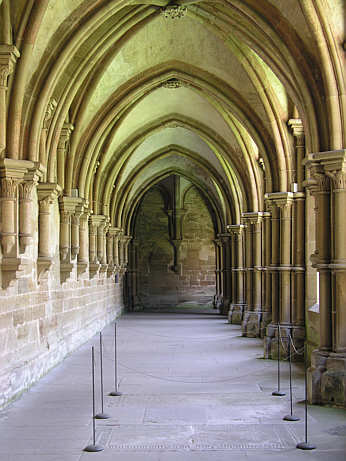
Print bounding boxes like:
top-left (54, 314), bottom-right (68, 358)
top-left (0, 177), bottom-right (19, 198)
top-left (264, 192), bottom-right (294, 209)
top-left (0, 45), bottom-right (20, 88)
top-left (288, 118), bottom-right (304, 145)
top-left (227, 224), bottom-right (245, 236)
top-left (217, 233), bottom-right (231, 245)
top-left (58, 123), bottom-right (74, 149)
top-left (37, 183), bottom-right (61, 203)
top-left (241, 211), bottom-right (265, 225)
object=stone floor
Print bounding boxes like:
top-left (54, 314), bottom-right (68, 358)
top-left (0, 305), bottom-right (345, 461)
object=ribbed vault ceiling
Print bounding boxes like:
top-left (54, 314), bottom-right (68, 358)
top-left (4, 0), bottom-right (345, 232)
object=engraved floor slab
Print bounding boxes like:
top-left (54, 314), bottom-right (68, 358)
top-left (102, 423), bottom-right (294, 451)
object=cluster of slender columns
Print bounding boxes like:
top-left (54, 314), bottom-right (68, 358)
top-left (304, 149), bottom-right (346, 406)
top-left (0, 165), bottom-right (131, 286)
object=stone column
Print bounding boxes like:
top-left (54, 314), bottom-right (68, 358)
top-left (96, 217), bottom-right (108, 274)
top-left (71, 202), bottom-right (83, 261)
top-left (110, 227), bottom-right (121, 271)
top-left (261, 212), bottom-right (272, 336)
top-left (227, 225), bottom-right (246, 324)
top-left (37, 183), bottom-right (61, 279)
top-left (264, 198), bottom-right (280, 357)
top-left (127, 238), bottom-right (141, 310)
top-left (59, 197), bottom-right (76, 283)
top-left (89, 215), bottom-right (102, 278)
top-left (241, 213), bottom-right (265, 337)
top-left (241, 215), bottom-right (253, 334)
top-left (18, 175), bottom-right (39, 254)
top-left (264, 194), bottom-right (294, 357)
top-left (0, 45), bottom-right (19, 157)
top-left (218, 233), bottom-right (232, 315)
top-left (213, 239), bottom-right (221, 309)
top-left (0, 159), bottom-right (40, 287)
top-left (57, 123), bottom-right (74, 191)
top-left (214, 238), bottom-right (224, 311)
top-left (77, 207), bottom-right (90, 276)
top-left (106, 230), bottom-right (114, 276)
top-left (288, 119), bottom-right (307, 348)
top-left (305, 150), bottom-right (346, 407)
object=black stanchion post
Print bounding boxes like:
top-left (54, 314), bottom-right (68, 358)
top-left (272, 324), bottom-right (286, 396)
top-left (296, 343), bottom-right (316, 450)
top-left (283, 333), bottom-right (300, 421)
top-left (84, 346), bottom-right (104, 452)
top-left (95, 332), bottom-right (111, 419)
top-left (109, 321), bottom-right (122, 396)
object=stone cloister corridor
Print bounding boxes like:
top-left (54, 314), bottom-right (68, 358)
top-left (0, 0), bottom-right (345, 457)
top-left (0, 307), bottom-right (345, 460)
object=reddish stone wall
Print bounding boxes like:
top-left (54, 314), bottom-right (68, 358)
top-left (136, 186), bottom-right (215, 308)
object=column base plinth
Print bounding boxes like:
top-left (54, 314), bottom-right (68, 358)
top-left (241, 311), bottom-right (262, 337)
top-left (264, 323), bottom-right (304, 361)
top-left (218, 297), bottom-right (230, 316)
top-left (228, 303), bottom-right (246, 324)
top-left (308, 350), bottom-right (346, 408)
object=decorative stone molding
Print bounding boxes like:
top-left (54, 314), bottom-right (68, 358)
top-left (160, 4), bottom-right (187, 19)
top-left (43, 99), bottom-right (58, 130)
top-left (161, 78), bottom-right (188, 89)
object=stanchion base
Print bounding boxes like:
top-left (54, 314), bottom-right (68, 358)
top-left (296, 442), bottom-right (316, 450)
top-left (95, 412), bottom-right (111, 419)
top-left (283, 414), bottom-right (300, 421)
top-left (84, 444), bottom-right (104, 452)
top-left (109, 391), bottom-right (122, 396)
top-left (272, 391), bottom-right (286, 396)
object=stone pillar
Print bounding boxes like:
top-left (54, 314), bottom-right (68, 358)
top-left (37, 183), bottom-right (61, 280)
top-left (110, 227), bottom-right (121, 271)
top-left (214, 238), bottom-right (224, 311)
top-left (0, 45), bottom-right (19, 157)
top-left (96, 216), bottom-right (108, 274)
top-left (264, 198), bottom-right (280, 357)
top-left (58, 197), bottom-right (83, 282)
top-left (261, 212), bottom-right (272, 336)
top-left (264, 194), bottom-right (294, 357)
top-left (18, 176), bottom-right (38, 254)
top-left (213, 239), bottom-right (221, 309)
top-left (71, 203), bottom-right (83, 260)
top-left (305, 150), bottom-right (346, 407)
top-left (289, 119), bottom-right (307, 350)
top-left (77, 207), bottom-right (90, 276)
top-left (127, 238), bottom-right (141, 310)
top-left (227, 225), bottom-right (246, 324)
top-left (241, 213), bottom-right (265, 337)
top-left (218, 233), bottom-right (232, 315)
top-left (106, 230), bottom-right (114, 276)
top-left (57, 123), bottom-right (74, 191)
top-left (89, 215), bottom-right (101, 278)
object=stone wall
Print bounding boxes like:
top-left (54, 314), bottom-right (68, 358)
top-left (0, 277), bottom-right (123, 408)
top-left (0, 182), bottom-right (125, 409)
top-left (135, 186), bottom-right (215, 308)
